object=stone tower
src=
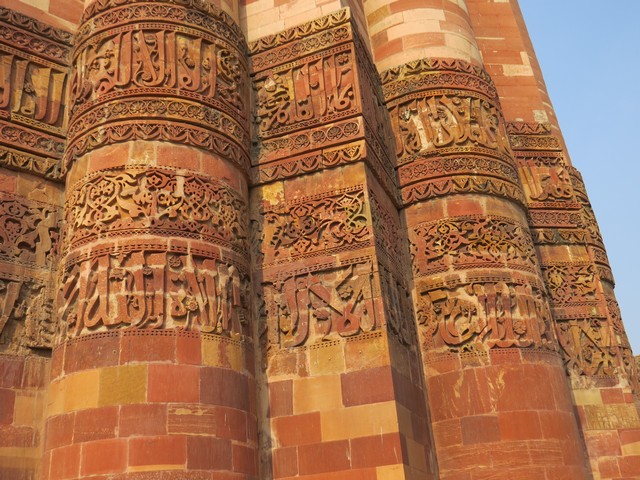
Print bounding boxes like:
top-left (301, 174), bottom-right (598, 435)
top-left (0, 1), bottom-right (638, 479)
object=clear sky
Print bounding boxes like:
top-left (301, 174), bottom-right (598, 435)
top-left (518, 1), bottom-right (640, 353)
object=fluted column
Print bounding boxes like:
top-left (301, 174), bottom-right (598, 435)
top-left (365, 0), bottom-right (590, 478)
top-left (43, 1), bottom-right (257, 479)
top-left (466, 1), bottom-right (640, 478)
top-left (250, 8), bottom-right (438, 479)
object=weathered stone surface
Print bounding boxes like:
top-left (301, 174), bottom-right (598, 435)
top-left (0, 1), bottom-right (637, 479)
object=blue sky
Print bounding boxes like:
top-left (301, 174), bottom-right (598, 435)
top-left (519, 1), bottom-right (640, 353)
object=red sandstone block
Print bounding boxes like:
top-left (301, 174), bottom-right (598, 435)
top-left (619, 455), bottom-right (640, 477)
top-left (80, 438), bottom-right (127, 476)
top-left (186, 435), bottom-right (231, 470)
top-left (472, 466), bottom-right (546, 480)
top-left (48, 0), bottom-right (83, 25)
top-left (51, 348), bottom-right (64, 380)
top-left (498, 411), bottom-right (542, 440)
top-left (598, 457), bottom-right (621, 477)
top-left (433, 419), bottom-right (462, 448)
top-left (167, 404), bottom-right (246, 441)
top-left (460, 415), bottom-right (500, 445)
top-left (392, 369), bottom-right (426, 415)
top-left (601, 387), bottom-right (625, 404)
top-left (50, 443), bottom-right (81, 480)
top-left (493, 365), bottom-right (556, 411)
top-left (486, 441), bottom-right (529, 469)
top-left (298, 439), bottom-right (351, 475)
top-left (538, 411), bottom-right (576, 441)
top-left (528, 440), bottom-right (565, 466)
top-left (200, 367), bottom-right (249, 411)
top-left (85, 144), bottom-right (127, 174)
top-left (272, 412), bottom-right (322, 447)
top-left (63, 335), bottom-right (119, 374)
top-left (620, 428), bottom-right (640, 446)
top-left (585, 431), bottom-right (622, 457)
top-left (372, 38), bottom-right (402, 61)
top-left (0, 357), bottom-right (24, 388)
top-left (269, 380), bottom-right (293, 418)
top-left (73, 406), bottom-right (118, 443)
top-left (129, 435), bottom-right (187, 467)
top-left (156, 144), bottom-right (200, 170)
top-left (22, 357), bottom-right (48, 389)
top-left (176, 334), bottom-right (202, 365)
top-left (148, 364), bottom-right (199, 403)
top-left (120, 404), bottom-right (167, 437)
top-left (120, 333), bottom-right (176, 363)
top-left (428, 369), bottom-right (493, 422)
top-left (273, 446), bottom-right (298, 478)
top-left (0, 388), bottom-right (16, 424)
top-left (232, 443), bottom-right (257, 475)
top-left (351, 432), bottom-right (402, 468)
top-left (341, 365), bottom-right (394, 407)
top-left (0, 425), bottom-right (36, 448)
top-left (45, 414), bottom-right (75, 450)
top-left (446, 197), bottom-right (485, 218)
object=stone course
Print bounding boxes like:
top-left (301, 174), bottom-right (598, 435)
top-left (0, 1), bottom-right (637, 479)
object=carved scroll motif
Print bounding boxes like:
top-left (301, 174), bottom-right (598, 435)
top-left (264, 261), bottom-right (376, 348)
top-left (416, 280), bottom-right (555, 352)
top-left (263, 187), bottom-right (370, 261)
top-left (0, 193), bottom-right (60, 351)
top-left (58, 249), bottom-right (249, 340)
top-left (542, 263), bottom-right (597, 305)
top-left (0, 193), bottom-right (60, 266)
top-left (64, 168), bottom-right (247, 252)
top-left (410, 216), bottom-right (538, 276)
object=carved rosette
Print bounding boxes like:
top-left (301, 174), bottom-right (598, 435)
top-left (65, 0), bottom-right (250, 172)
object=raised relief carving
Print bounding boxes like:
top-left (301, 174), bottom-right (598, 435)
top-left (58, 248), bottom-right (249, 339)
top-left (64, 167), bottom-right (247, 252)
top-left (254, 49), bottom-right (357, 137)
top-left (416, 280), bottom-right (554, 352)
top-left (556, 319), bottom-right (617, 376)
top-left (410, 216), bottom-right (538, 276)
top-left (66, 1), bottom-right (249, 171)
top-left (542, 263), bottom-right (596, 305)
top-left (0, 8), bottom-right (70, 179)
top-left (263, 187), bottom-right (370, 261)
top-left (0, 193), bottom-right (59, 265)
top-left (0, 276), bottom-right (55, 351)
top-left (390, 95), bottom-right (511, 162)
top-left (0, 193), bottom-right (60, 352)
top-left (263, 260), bottom-right (376, 347)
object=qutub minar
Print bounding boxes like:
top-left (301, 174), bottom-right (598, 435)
top-left (0, 0), bottom-right (637, 478)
